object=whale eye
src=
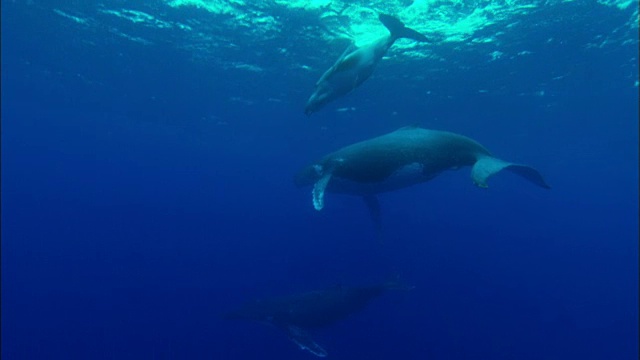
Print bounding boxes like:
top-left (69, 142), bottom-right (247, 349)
top-left (313, 164), bottom-right (323, 176)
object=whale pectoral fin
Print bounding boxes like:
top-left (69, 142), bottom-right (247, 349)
top-left (315, 68), bottom-right (333, 86)
top-left (321, 42), bottom-right (357, 79)
top-left (336, 42), bottom-right (357, 63)
top-left (284, 325), bottom-right (328, 357)
top-left (312, 172), bottom-right (333, 211)
top-left (363, 195), bottom-right (383, 240)
top-left (334, 52), bottom-right (360, 73)
top-left (472, 156), bottom-right (551, 189)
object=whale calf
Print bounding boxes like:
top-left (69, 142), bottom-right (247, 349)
top-left (295, 126), bottom-right (550, 228)
top-left (304, 14), bottom-right (429, 115)
top-left (224, 282), bottom-right (404, 357)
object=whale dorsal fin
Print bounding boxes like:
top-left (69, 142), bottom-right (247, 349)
top-left (395, 124), bottom-right (421, 132)
top-left (284, 325), bottom-right (328, 357)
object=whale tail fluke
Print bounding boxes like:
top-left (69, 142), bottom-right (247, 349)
top-left (472, 156), bottom-right (551, 189)
top-left (379, 14), bottom-right (429, 42)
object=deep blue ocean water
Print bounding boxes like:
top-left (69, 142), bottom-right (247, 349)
top-left (1, 1), bottom-right (639, 359)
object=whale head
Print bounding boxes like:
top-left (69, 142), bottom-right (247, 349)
top-left (304, 93), bottom-right (327, 116)
top-left (304, 81), bottom-right (336, 116)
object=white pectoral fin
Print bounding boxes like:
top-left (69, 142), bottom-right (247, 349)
top-left (336, 42), bottom-right (357, 63)
top-left (317, 42), bottom-right (356, 85)
top-left (471, 156), bottom-right (550, 189)
top-left (284, 325), bottom-right (328, 357)
top-left (312, 172), bottom-right (332, 211)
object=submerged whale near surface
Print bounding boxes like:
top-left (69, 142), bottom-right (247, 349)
top-left (304, 14), bottom-right (430, 115)
top-left (224, 282), bottom-right (404, 357)
top-left (295, 126), bottom-right (550, 228)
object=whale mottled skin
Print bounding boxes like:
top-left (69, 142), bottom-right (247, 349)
top-left (304, 14), bottom-right (429, 115)
top-left (225, 282), bottom-right (404, 357)
top-left (295, 126), bottom-right (550, 228)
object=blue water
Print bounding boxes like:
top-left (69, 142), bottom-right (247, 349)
top-left (2, 1), bottom-right (638, 359)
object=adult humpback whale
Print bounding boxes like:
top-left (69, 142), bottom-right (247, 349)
top-left (224, 282), bottom-right (404, 357)
top-left (295, 126), bottom-right (550, 227)
top-left (304, 14), bottom-right (429, 115)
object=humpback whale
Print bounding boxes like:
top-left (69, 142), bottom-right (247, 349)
top-left (224, 282), bottom-right (405, 357)
top-left (295, 126), bottom-right (550, 228)
top-left (304, 14), bottom-right (430, 115)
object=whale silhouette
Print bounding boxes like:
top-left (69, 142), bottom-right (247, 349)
top-left (305, 14), bottom-right (430, 115)
top-left (296, 126), bottom-right (550, 230)
top-left (225, 282), bottom-right (406, 357)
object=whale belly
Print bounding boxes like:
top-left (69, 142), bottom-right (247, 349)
top-left (329, 162), bottom-right (434, 195)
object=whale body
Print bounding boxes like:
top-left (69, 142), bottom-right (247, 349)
top-left (304, 14), bottom-right (429, 115)
top-left (225, 282), bottom-right (402, 357)
top-left (295, 126), bottom-right (550, 229)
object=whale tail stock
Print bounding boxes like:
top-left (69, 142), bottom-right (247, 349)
top-left (471, 156), bottom-right (551, 189)
top-left (379, 14), bottom-right (429, 42)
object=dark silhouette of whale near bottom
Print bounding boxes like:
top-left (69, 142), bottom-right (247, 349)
top-left (295, 126), bottom-right (550, 230)
top-left (224, 282), bottom-right (404, 357)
